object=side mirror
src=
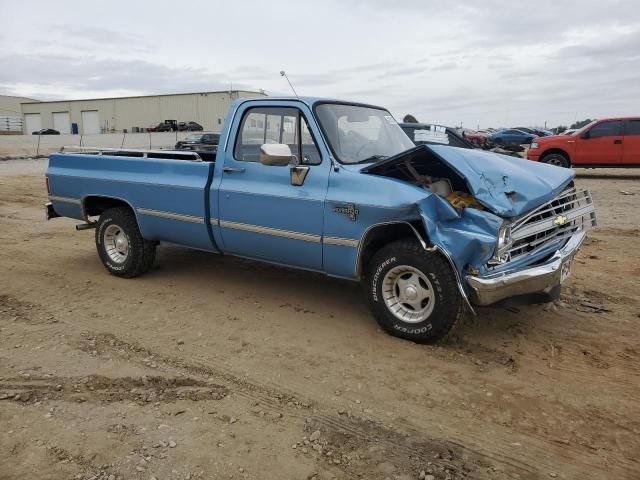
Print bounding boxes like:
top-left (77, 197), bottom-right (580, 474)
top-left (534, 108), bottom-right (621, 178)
top-left (260, 144), bottom-right (293, 166)
top-left (581, 131), bottom-right (590, 139)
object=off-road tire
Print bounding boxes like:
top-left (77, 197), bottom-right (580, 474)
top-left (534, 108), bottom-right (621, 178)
top-left (541, 153), bottom-right (570, 168)
top-left (366, 239), bottom-right (464, 344)
top-left (95, 207), bottom-right (156, 278)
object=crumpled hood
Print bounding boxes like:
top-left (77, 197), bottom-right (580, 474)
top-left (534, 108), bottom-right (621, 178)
top-left (363, 145), bottom-right (576, 218)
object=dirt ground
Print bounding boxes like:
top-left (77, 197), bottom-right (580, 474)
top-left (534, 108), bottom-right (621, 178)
top-left (1, 159), bottom-right (639, 480)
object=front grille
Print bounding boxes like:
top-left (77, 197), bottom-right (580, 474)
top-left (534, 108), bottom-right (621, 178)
top-left (504, 187), bottom-right (597, 263)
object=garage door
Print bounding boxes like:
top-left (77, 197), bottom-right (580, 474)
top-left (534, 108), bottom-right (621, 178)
top-left (81, 110), bottom-right (100, 134)
top-left (24, 113), bottom-right (42, 134)
top-left (52, 112), bottom-right (71, 134)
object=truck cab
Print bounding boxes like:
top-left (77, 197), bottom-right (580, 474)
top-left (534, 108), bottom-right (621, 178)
top-left (528, 117), bottom-right (640, 167)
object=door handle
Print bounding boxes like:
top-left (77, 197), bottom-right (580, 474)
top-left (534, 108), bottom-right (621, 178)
top-left (223, 166), bottom-right (246, 173)
top-left (614, 139), bottom-right (622, 144)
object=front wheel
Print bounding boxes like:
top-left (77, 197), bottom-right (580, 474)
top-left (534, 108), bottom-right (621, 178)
top-left (541, 153), bottom-right (569, 168)
top-left (366, 239), bottom-right (463, 344)
top-left (95, 207), bottom-right (156, 278)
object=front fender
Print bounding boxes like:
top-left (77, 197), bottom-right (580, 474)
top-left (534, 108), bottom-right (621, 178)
top-left (417, 194), bottom-right (502, 280)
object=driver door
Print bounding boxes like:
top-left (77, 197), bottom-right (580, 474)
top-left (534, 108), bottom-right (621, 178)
top-left (215, 103), bottom-right (329, 271)
top-left (575, 120), bottom-right (623, 165)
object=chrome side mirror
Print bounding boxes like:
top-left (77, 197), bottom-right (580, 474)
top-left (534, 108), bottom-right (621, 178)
top-left (260, 144), bottom-right (293, 166)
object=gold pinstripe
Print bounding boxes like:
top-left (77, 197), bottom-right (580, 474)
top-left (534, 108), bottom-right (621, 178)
top-left (49, 195), bottom-right (81, 205)
top-left (137, 208), bottom-right (204, 224)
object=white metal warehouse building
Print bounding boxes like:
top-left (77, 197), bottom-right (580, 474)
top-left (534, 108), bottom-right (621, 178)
top-left (20, 90), bottom-right (266, 135)
top-left (0, 95), bottom-right (38, 133)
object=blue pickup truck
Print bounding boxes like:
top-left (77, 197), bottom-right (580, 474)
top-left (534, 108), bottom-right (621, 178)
top-left (45, 97), bottom-right (597, 343)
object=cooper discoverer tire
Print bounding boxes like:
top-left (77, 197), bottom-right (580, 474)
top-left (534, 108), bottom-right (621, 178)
top-left (366, 239), bottom-right (463, 344)
top-left (95, 207), bottom-right (156, 278)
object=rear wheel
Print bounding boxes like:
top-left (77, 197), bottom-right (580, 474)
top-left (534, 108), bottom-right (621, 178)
top-left (541, 153), bottom-right (569, 168)
top-left (365, 239), bottom-right (463, 344)
top-left (95, 207), bottom-right (156, 278)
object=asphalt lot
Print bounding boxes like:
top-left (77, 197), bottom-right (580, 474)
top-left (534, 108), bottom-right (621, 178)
top-left (1, 159), bottom-right (639, 480)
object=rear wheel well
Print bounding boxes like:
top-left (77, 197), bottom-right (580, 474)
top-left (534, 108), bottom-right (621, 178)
top-left (540, 149), bottom-right (571, 165)
top-left (358, 221), bottom-right (429, 278)
top-left (83, 196), bottom-right (133, 219)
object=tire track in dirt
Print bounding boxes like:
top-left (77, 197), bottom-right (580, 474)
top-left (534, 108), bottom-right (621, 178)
top-left (76, 331), bottom-right (530, 479)
top-left (7, 298), bottom-right (634, 479)
top-left (0, 374), bottom-right (227, 405)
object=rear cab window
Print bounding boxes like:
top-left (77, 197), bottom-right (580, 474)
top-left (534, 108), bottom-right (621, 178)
top-left (625, 119), bottom-right (640, 136)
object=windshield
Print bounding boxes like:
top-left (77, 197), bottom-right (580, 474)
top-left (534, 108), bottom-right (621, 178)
top-left (186, 134), bottom-right (204, 141)
top-left (315, 103), bottom-right (414, 164)
top-left (573, 120), bottom-right (597, 136)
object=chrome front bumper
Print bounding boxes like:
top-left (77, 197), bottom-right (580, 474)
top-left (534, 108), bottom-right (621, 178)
top-left (465, 231), bottom-right (586, 306)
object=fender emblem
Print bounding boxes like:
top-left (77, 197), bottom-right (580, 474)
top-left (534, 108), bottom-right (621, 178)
top-left (334, 203), bottom-right (359, 221)
top-left (553, 214), bottom-right (568, 226)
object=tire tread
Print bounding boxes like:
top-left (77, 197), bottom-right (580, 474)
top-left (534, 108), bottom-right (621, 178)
top-left (366, 238), bottom-right (464, 344)
top-left (96, 207), bottom-right (156, 278)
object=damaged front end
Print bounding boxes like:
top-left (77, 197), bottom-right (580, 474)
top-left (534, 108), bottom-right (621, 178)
top-left (362, 145), bottom-right (597, 307)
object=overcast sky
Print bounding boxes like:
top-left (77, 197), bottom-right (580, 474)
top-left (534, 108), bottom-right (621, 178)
top-left (1, 0), bottom-right (639, 128)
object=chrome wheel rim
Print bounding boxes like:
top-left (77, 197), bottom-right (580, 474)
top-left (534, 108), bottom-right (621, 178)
top-left (547, 157), bottom-right (563, 166)
top-left (382, 265), bottom-right (435, 323)
top-left (103, 224), bottom-right (129, 263)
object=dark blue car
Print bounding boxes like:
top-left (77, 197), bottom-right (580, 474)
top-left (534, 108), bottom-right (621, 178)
top-left (490, 129), bottom-right (536, 146)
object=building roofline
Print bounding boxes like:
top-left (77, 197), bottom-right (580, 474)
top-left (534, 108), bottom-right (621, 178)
top-left (20, 89), bottom-right (266, 105)
top-left (1, 95), bottom-right (39, 102)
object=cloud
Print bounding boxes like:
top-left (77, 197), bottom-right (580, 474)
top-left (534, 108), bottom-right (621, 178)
top-left (0, 53), bottom-right (256, 99)
top-left (1, 0), bottom-right (639, 127)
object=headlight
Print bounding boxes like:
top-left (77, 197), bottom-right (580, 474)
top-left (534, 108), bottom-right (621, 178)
top-left (530, 141), bottom-right (539, 149)
top-left (492, 224), bottom-right (513, 263)
top-left (498, 224), bottom-right (512, 250)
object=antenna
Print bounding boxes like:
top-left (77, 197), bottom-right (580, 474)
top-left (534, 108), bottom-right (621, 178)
top-left (280, 70), bottom-right (299, 98)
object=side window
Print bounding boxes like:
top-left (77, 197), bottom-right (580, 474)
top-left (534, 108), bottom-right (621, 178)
top-left (234, 107), bottom-right (321, 164)
top-left (626, 120), bottom-right (640, 136)
top-left (588, 121), bottom-right (622, 138)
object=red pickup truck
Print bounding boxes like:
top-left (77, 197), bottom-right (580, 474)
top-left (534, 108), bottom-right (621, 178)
top-left (527, 117), bottom-right (640, 167)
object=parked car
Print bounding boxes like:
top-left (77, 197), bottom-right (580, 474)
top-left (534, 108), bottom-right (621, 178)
top-left (178, 121), bottom-right (204, 132)
top-left (148, 120), bottom-right (178, 132)
top-left (463, 130), bottom-right (490, 147)
top-left (400, 123), bottom-right (475, 149)
top-left (514, 127), bottom-right (551, 137)
top-left (175, 132), bottom-right (220, 150)
top-left (32, 128), bottom-right (60, 135)
top-left (489, 129), bottom-right (537, 147)
top-left (45, 96), bottom-right (596, 344)
top-left (527, 117), bottom-right (640, 168)
top-left (401, 123), bottom-right (522, 158)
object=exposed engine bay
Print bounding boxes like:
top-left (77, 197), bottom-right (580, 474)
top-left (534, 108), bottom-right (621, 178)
top-left (362, 145), bottom-right (484, 210)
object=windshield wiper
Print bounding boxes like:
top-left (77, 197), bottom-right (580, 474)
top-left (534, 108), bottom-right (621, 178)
top-left (353, 155), bottom-right (388, 164)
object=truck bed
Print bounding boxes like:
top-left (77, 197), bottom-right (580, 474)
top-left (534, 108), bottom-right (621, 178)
top-left (47, 150), bottom-right (218, 252)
